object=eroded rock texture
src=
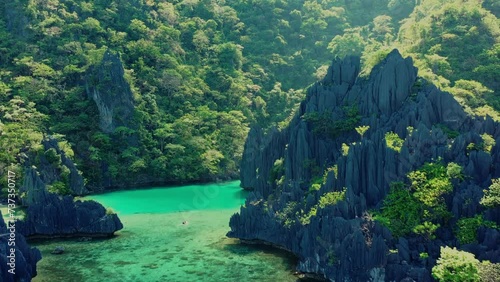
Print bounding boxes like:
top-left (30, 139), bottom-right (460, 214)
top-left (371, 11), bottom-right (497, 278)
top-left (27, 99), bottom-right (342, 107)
top-left (85, 51), bottom-right (135, 134)
top-left (35, 137), bottom-right (87, 196)
top-left (17, 167), bottom-right (123, 238)
top-left (229, 50), bottom-right (500, 281)
top-left (0, 212), bottom-right (41, 281)
top-left (16, 137), bottom-right (123, 238)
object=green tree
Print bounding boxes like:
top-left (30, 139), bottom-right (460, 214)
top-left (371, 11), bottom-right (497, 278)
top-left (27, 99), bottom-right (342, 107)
top-left (481, 179), bottom-right (500, 208)
top-left (456, 215), bottom-right (498, 245)
top-left (432, 247), bottom-right (480, 282)
top-left (376, 182), bottom-right (422, 237)
top-left (327, 29), bottom-right (365, 57)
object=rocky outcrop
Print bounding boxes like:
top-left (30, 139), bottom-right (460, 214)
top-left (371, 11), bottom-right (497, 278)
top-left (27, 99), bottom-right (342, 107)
top-left (229, 50), bottom-right (500, 281)
top-left (0, 211), bottom-right (41, 281)
top-left (33, 137), bottom-right (87, 196)
top-left (85, 51), bottom-right (135, 134)
top-left (16, 136), bottom-right (123, 238)
top-left (2, 1), bottom-right (30, 37)
top-left (17, 167), bottom-right (123, 238)
top-left (240, 127), bottom-right (264, 190)
top-left (83, 51), bottom-right (139, 189)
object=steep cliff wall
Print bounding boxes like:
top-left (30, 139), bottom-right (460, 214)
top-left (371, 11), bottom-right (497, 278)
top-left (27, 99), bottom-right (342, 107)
top-left (0, 212), bottom-right (41, 281)
top-left (17, 167), bottom-right (123, 238)
top-left (85, 51), bottom-right (135, 134)
top-left (36, 137), bottom-right (87, 196)
top-left (229, 50), bottom-right (500, 281)
top-left (16, 137), bottom-right (123, 238)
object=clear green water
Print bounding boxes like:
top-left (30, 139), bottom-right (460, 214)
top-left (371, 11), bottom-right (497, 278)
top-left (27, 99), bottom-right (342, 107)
top-left (31, 181), bottom-right (299, 282)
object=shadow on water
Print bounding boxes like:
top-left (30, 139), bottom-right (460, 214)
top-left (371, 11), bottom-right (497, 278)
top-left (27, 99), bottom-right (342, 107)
top-left (232, 188), bottom-right (249, 199)
top-left (224, 241), bottom-right (330, 282)
top-left (223, 240), bottom-right (300, 271)
top-left (223, 240), bottom-right (294, 258)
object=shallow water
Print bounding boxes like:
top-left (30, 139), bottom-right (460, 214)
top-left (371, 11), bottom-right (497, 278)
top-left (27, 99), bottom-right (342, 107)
top-left (32, 181), bottom-right (299, 282)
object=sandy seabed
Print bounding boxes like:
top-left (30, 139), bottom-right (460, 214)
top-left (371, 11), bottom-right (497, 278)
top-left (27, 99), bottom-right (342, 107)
top-left (32, 182), bottom-right (298, 282)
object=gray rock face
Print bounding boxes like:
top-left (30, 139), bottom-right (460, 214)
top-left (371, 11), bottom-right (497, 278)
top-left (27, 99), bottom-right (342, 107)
top-left (17, 167), bottom-right (123, 238)
top-left (2, 1), bottom-right (29, 37)
top-left (17, 137), bottom-right (122, 239)
top-left (34, 137), bottom-right (87, 196)
top-left (85, 51), bottom-right (135, 134)
top-left (0, 211), bottom-right (41, 281)
top-left (229, 50), bottom-right (500, 281)
top-left (353, 49), bottom-right (418, 120)
top-left (240, 127), bottom-right (264, 190)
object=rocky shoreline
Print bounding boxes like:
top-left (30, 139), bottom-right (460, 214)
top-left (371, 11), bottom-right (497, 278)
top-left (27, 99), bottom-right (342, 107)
top-left (16, 137), bottom-right (124, 239)
top-left (0, 212), bottom-right (41, 282)
top-left (229, 49), bottom-right (500, 281)
top-left (0, 136), bottom-right (123, 280)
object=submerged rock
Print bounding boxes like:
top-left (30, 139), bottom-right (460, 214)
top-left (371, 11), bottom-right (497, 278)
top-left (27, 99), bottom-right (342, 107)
top-left (229, 49), bottom-right (500, 281)
top-left (51, 246), bottom-right (65, 255)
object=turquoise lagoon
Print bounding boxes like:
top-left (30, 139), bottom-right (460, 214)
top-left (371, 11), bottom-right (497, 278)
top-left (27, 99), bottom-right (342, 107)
top-left (32, 181), bottom-right (299, 282)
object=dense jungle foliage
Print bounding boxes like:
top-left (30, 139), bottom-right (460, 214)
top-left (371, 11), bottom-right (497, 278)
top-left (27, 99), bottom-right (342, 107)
top-left (0, 0), bottom-right (498, 191)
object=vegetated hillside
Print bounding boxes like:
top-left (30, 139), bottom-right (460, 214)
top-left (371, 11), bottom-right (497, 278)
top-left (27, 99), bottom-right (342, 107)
top-left (0, 0), bottom-right (415, 193)
top-left (0, 0), bottom-right (498, 193)
top-left (328, 0), bottom-right (500, 119)
top-left (396, 0), bottom-right (500, 117)
top-left (229, 50), bottom-right (500, 281)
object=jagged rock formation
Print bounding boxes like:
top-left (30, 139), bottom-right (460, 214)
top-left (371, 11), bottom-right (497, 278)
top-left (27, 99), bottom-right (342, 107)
top-left (229, 50), bottom-right (500, 281)
top-left (85, 51), bottom-right (135, 134)
top-left (240, 126), bottom-right (265, 190)
top-left (35, 137), bottom-right (87, 196)
top-left (15, 136), bottom-right (123, 238)
top-left (0, 211), bottom-right (41, 281)
top-left (2, 1), bottom-right (29, 37)
top-left (17, 167), bottom-right (123, 238)
top-left (83, 51), bottom-right (139, 189)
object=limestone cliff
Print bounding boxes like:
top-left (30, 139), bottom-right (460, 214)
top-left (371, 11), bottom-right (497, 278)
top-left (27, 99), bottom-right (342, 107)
top-left (16, 137), bottom-right (123, 238)
top-left (0, 212), bottom-right (41, 281)
top-left (35, 137), bottom-right (87, 196)
top-left (229, 50), bottom-right (500, 281)
top-left (17, 167), bottom-right (123, 238)
top-left (85, 51), bottom-right (135, 134)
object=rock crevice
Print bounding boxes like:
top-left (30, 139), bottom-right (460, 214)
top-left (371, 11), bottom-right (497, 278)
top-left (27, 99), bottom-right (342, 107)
top-left (85, 51), bottom-right (135, 134)
top-left (229, 50), bottom-right (500, 281)
top-left (17, 137), bottom-right (123, 239)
